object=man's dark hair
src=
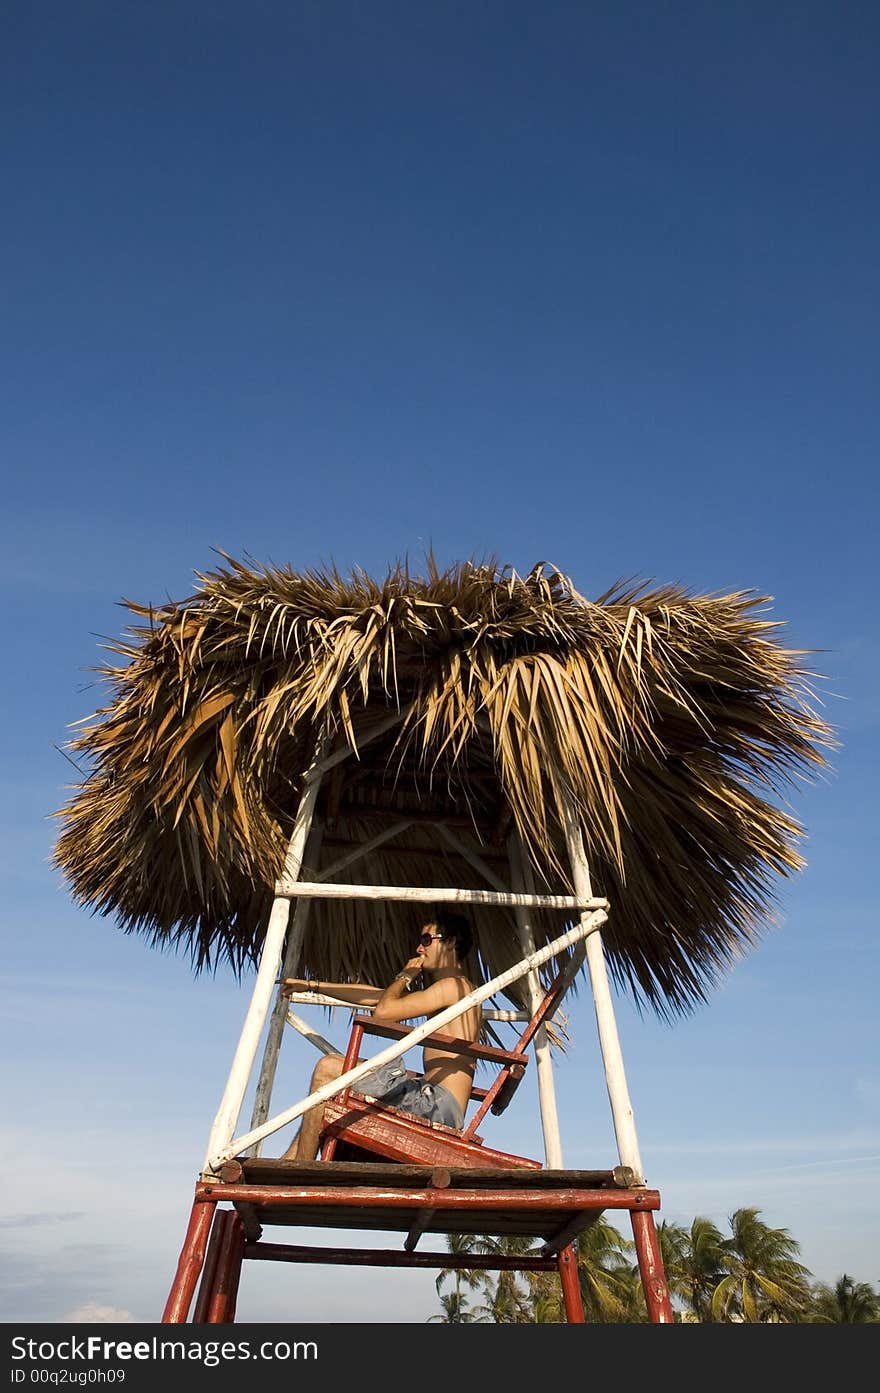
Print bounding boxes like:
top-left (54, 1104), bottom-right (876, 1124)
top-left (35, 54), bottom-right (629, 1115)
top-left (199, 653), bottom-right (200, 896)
top-left (430, 907), bottom-right (473, 963)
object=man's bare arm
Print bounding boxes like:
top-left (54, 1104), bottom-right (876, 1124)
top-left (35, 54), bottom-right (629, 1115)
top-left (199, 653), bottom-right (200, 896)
top-left (280, 978), bottom-right (383, 1007)
top-left (373, 967), bottom-right (464, 1024)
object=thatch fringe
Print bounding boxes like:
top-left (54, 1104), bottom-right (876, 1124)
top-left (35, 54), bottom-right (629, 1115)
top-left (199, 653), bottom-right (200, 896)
top-left (53, 556), bottom-right (834, 1017)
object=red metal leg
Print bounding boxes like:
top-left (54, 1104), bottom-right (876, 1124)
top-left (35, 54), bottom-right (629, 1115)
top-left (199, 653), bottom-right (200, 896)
top-left (192, 1207), bottom-right (229, 1322)
top-left (630, 1209), bottom-right (674, 1323)
top-left (558, 1243), bottom-right (585, 1323)
top-left (206, 1210), bottom-right (246, 1323)
top-left (226, 1215), bottom-right (247, 1321)
top-left (162, 1195), bottom-right (216, 1323)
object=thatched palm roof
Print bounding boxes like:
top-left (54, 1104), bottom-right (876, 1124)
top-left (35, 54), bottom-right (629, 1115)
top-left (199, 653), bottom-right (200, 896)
top-left (53, 556), bottom-right (833, 1017)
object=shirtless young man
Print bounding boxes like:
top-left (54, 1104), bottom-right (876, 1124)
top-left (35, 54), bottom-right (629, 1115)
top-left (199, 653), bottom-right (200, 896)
top-left (279, 909), bottom-right (479, 1162)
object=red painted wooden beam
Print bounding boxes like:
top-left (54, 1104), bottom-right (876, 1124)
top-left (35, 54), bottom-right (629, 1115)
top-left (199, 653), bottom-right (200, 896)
top-left (557, 1244), bottom-right (585, 1323)
top-left (192, 1208), bottom-right (230, 1323)
top-left (207, 1211), bottom-right (246, 1324)
top-left (197, 1181), bottom-right (660, 1211)
top-left (161, 1196), bottom-right (216, 1323)
top-left (630, 1209), bottom-right (675, 1323)
top-left (243, 1242), bottom-right (560, 1270)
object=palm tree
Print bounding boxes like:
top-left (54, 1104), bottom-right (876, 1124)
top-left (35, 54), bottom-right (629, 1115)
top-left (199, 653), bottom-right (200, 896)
top-left (659, 1216), bottom-right (726, 1322)
top-left (464, 1234), bottom-right (536, 1324)
top-left (427, 1290), bottom-right (484, 1323)
top-left (809, 1274), bottom-right (880, 1323)
top-left (576, 1219), bottom-right (640, 1322)
top-left (526, 1219), bottom-right (637, 1322)
top-left (451, 1236), bottom-right (531, 1320)
top-left (712, 1207), bottom-right (813, 1323)
top-left (610, 1260), bottom-right (656, 1323)
top-left (434, 1231), bottom-right (482, 1304)
top-left (435, 1231), bottom-right (535, 1323)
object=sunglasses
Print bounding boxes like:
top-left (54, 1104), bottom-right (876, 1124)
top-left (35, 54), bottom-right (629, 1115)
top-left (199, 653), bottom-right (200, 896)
top-left (417, 931), bottom-right (447, 947)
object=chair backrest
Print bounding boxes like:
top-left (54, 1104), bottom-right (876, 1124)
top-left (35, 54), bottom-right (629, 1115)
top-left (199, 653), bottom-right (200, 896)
top-left (339, 958), bottom-right (575, 1140)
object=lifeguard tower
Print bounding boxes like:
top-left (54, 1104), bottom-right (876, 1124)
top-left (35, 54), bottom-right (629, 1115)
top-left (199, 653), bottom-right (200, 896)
top-left (54, 558), bottom-right (830, 1323)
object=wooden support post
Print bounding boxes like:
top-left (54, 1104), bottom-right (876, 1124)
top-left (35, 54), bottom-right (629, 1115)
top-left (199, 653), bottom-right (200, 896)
top-left (403, 1209), bottom-right (436, 1252)
top-left (557, 1244), bottom-right (585, 1323)
top-left (508, 832), bottom-right (564, 1168)
top-left (225, 1214), bottom-right (246, 1322)
top-left (202, 741), bottom-right (326, 1173)
top-left (631, 1209), bottom-right (674, 1323)
top-left (403, 1167), bottom-right (451, 1251)
top-left (317, 820), bottom-right (413, 881)
top-left (432, 825), bottom-right (560, 1147)
top-left (284, 1010), bottom-right (340, 1056)
top-left (433, 823), bottom-right (506, 888)
top-left (539, 1211), bottom-right (599, 1258)
top-left (307, 711), bottom-right (405, 780)
top-left (161, 1196), bottom-right (216, 1323)
top-left (192, 1207), bottom-right (229, 1323)
top-left (248, 713), bottom-right (410, 1150)
top-left (206, 1212), bottom-right (246, 1324)
top-left (247, 821), bottom-right (325, 1154)
top-left (432, 824), bottom-right (561, 1149)
top-left (561, 797), bottom-right (645, 1183)
top-left (226, 1214), bottom-right (246, 1321)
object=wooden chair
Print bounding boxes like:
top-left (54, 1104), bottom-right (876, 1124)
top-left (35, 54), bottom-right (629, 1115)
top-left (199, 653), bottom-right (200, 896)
top-left (318, 963), bottom-right (574, 1171)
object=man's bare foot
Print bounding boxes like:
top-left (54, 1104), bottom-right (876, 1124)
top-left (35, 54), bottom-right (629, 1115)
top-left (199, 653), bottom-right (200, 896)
top-left (280, 1135), bottom-right (300, 1162)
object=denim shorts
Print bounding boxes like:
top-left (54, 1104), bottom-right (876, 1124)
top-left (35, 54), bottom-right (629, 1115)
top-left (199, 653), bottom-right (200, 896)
top-left (353, 1059), bottom-right (464, 1130)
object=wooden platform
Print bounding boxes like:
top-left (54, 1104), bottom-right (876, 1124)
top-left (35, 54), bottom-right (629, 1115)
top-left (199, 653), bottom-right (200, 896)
top-left (200, 1158), bottom-right (660, 1254)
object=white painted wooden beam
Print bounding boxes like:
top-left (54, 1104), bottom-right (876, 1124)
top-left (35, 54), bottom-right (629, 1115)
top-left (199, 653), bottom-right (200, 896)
top-left (509, 832), bottom-right (564, 1168)
top-left (202, 741), bottom-right (326, 1171)
top-left (317, 820), bottom-right (413, 882)
top-left (305, 711), bottom-right (406, 782)
top-left (246, 821), bottom-right (325, 1154)
top-left (273, 879), bottom-right (608, 911)
top-left (284, 991), bottom-right (527, 1023)
top-left (562, 796), bottom-right (645, 1184)
top-left (434, 824), bottom-right (512, 893)
top-left (285, 1011), bottom-right (340, 1057)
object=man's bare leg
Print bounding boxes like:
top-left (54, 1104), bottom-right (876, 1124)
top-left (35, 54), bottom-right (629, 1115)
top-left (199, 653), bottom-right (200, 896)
top-left (280, 1053), bottom-right (345, 1162)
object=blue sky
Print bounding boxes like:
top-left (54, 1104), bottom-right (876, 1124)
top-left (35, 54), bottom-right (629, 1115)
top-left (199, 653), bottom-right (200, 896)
top-left (1, 1), bottom-right (877, 1323)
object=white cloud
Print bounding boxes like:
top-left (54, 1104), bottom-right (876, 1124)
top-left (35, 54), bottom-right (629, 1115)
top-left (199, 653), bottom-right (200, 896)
top-left (0, 1212), bottom-right (84, 1230)
top-left (64, 1303), bottom-right (137, 1324)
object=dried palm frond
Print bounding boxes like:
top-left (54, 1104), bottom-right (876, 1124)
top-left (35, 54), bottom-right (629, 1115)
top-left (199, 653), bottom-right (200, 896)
top-left (52, 555), bottom-right (834, 1017)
